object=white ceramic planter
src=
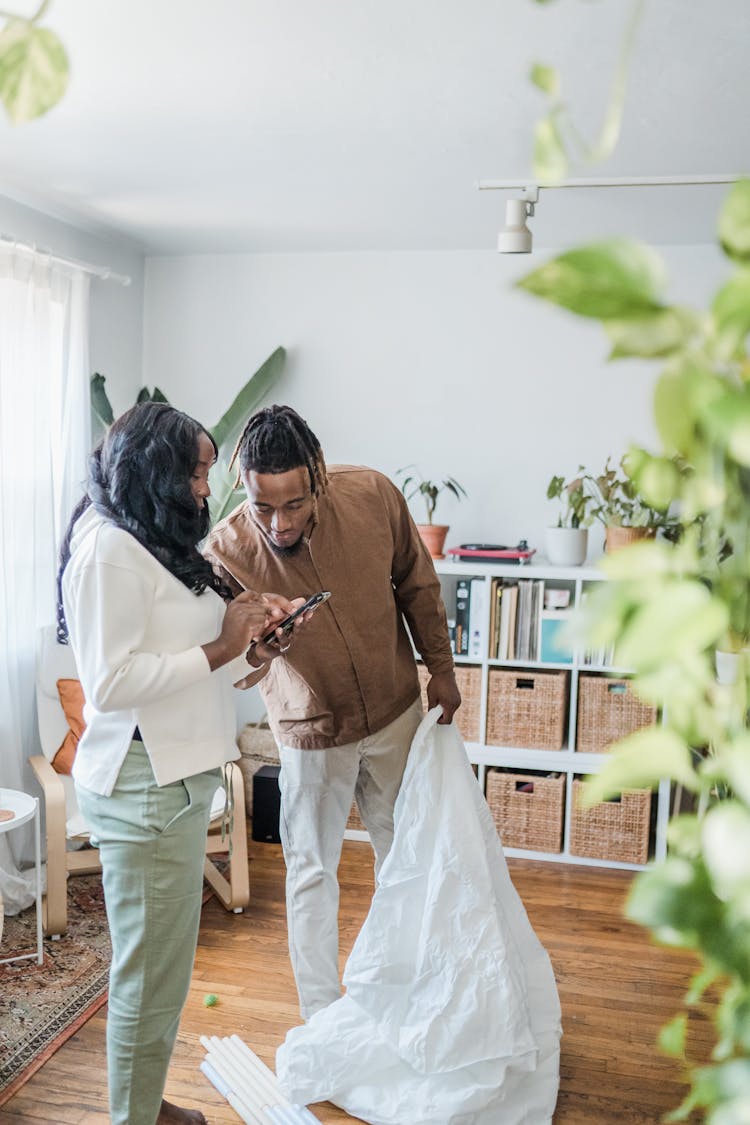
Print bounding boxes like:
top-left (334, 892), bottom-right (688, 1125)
top-left (545, 526), bottom-right (588, 567)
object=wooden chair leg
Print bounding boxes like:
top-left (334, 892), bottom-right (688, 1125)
top-left (29, 755), bottom-right (69, 936)
top-left (204, 763), bottom-right (250, 912)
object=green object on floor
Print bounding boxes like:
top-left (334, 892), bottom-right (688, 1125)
top-left (203, 993), bottom-right (219, 1007)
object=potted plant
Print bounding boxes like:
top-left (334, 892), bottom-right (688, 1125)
top-left (587, 454), bottom-right (672, 552)
top-left (396, 466), bottom-right (467, 558)
top-left (91, 346), bottom-right (286, 522)
top-left (545, 467), bottom-right (596, 565)
top-left (518, 176), bottom-right (750, 1121)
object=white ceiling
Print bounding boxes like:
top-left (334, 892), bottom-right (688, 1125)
top-left (0, 0), bottom-right (748, 255)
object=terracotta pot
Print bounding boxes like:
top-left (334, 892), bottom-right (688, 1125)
top-left (604, 525), bottom-right (657, 553)
top-left (417, 524), bottom-right (449, 558)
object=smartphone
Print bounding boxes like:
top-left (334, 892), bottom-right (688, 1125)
top-left (258, 590), bottom-right (332, 647)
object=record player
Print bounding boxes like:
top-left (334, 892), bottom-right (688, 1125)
top-left (445, 540), bottom-right (536, 564)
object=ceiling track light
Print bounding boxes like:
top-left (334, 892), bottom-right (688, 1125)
top-left (497, 187), bottom-right (539, 254)
top-left (480, 173), bottom-right (744, 255)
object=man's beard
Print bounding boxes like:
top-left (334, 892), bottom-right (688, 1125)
top-left (269, 536), bottom-right (304, 558)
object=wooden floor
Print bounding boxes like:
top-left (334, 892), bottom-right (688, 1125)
top-left (4, 838), bottom-right (714, 1125)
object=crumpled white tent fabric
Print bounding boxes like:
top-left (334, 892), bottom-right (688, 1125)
top-left (276, 707), bottom-right (561, 1125)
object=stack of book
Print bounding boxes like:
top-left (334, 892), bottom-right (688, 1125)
top-left (452, 577), bottom-right (574, 663)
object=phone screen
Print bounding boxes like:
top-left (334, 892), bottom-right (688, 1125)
top-left (259, 590), bottom-right (332, 646)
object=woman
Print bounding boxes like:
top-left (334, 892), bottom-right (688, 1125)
top-left (58, 402), bottom-right (300, 1125)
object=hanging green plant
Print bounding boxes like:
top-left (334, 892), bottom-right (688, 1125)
top-left (518, 178), bottom-right (750, 1122)
top-left (0, 3), bottom-right (69, 124)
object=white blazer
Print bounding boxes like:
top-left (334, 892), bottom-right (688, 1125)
top-left (62, 506), bottom-right (243, 796)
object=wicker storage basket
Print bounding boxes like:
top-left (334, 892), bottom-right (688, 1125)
top-left (569, 780), bottom-right (652, 864)
top-left (237, 722), bottom-right (279, 816)
top-left (417, 663), bottom-right (482, 743)
top-left (486, 669), bottom-right (567, 750)
top-left (237, 722), bottom-right (363, 830)
top-left (576, 674), bottom-right (657, 753)
top-left (485, 769), bottom-right (564, 853)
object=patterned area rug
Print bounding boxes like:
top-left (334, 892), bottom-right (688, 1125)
top-left (0, 871), bottom-right (110, 1106)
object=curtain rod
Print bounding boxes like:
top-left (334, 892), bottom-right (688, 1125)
top-left (477, 173), bottom-right (743, 191)
top-left (0, 235), bottom-right (132, 286)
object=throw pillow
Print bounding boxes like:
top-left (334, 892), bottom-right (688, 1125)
top-left (53, 678), bottom-right (86, 775)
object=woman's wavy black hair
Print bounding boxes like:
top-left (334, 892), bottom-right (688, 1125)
top-left (56, 401), bottom-right (230, 642)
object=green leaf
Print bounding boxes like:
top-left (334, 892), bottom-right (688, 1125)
top-left (710, 1093), bottom-right (750, 1125)
top-left (718, 180), bottom-right (750, 265)
top-left (653, 358), bottom-right (727, 453)
top-left (529, 63), bottom-right (560, 98)
top-left (692, 1059), bottom-right (750, 1108)
top-left (210, 346), bottom-right (286, 456)
top-left (0, 19), bottom-right (69, 124)
top-left (685, 963), bottom-right (722, 1005)
top-left (614, 581), bottom-right (728, 671)
top-left (581, 728), bottom-right (698, 806)
top-left (516, 240), bottom-right (667, 320)
top-left (712, 269), bottom-right (750, 358)
top-left (658, 1013), bottom-right (687, 1058)
top-left (702, 802), bottom-right (750, 901)
top-left (635, 456), bottom-right (681, 512)
top-left (605, 306), bottom-right (699, 359)
top-left (533, 115), bottom-right (568, 183)
top-left (90, 373), bottom-right (114, 428)
top-left (598, 538), bottom-right (675, 580)
top-left (703, 388), bottom-right (750, 467)
top-left (667, 814), bottom-right (703, 860)
top-left (720, 737), bottom-right (750, 806)
top-left (626, 856), bottom-right (722, 948)
top-left (206, 457), bottom-right (243, 524)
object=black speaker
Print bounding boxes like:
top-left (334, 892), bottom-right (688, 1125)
top-left (252, 764), bottom-right (281, 843)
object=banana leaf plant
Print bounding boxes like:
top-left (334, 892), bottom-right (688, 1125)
top-left (89, 345), bottom-right (286, 523)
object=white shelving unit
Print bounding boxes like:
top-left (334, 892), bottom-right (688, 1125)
top-left (430, 556), bottom-right (670, 871)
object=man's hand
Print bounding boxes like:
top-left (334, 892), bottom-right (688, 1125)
top-left (426, 670), bottom-right (461, 725)
top-left (247, 594), bottom-right (310, 667)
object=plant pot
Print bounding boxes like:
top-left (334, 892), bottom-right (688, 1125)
top-left (604, 526), bottom-right (657, 553)
top-left (417, 524), bottom-right (449, 559)
top-left (544, 526), bottom-right (588, 567)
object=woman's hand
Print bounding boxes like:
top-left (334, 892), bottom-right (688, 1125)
top-left (202, 591), bottom-right (270, 671)
top-left (248, 594), bottom-right (311, 667)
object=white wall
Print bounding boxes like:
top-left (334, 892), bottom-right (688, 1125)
top-left (144, 242), bottom-right (728, 556)
top-left (144, 241), bottom-right (729, 727)
top-left (0, 195), bottom-right (145, 412)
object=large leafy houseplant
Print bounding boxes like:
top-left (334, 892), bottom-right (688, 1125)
top-left (90, 345), bottom-right (286, 523)
top-left (518, 182), bottom-right (750, 1121)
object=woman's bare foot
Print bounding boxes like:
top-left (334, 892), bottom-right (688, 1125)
top-left (157, 1099), bottom-right (208, 1125)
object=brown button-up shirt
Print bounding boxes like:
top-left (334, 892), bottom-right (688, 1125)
top-left (203, 465), bottom-right (454, 749)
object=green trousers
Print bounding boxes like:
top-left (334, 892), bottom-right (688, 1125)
top-left (76, 742), bottom-right (220, 1125)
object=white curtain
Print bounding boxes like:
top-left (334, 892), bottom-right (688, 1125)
top-left (0, 247), bottom-right (90, 913)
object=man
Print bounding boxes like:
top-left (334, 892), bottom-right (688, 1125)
top-left (204, 404), bottom-right (460, 1019)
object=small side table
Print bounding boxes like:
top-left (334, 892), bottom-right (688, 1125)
top-left (0, 788), bottom-right (43, 965)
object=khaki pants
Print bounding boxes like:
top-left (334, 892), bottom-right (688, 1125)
top-left (279, 699), bottom-right (423, 1019)
top-left (76, 742), bottom-right (220, 1125)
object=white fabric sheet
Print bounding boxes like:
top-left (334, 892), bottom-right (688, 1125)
top-left (277, 707), bottom-right (561, 1125)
